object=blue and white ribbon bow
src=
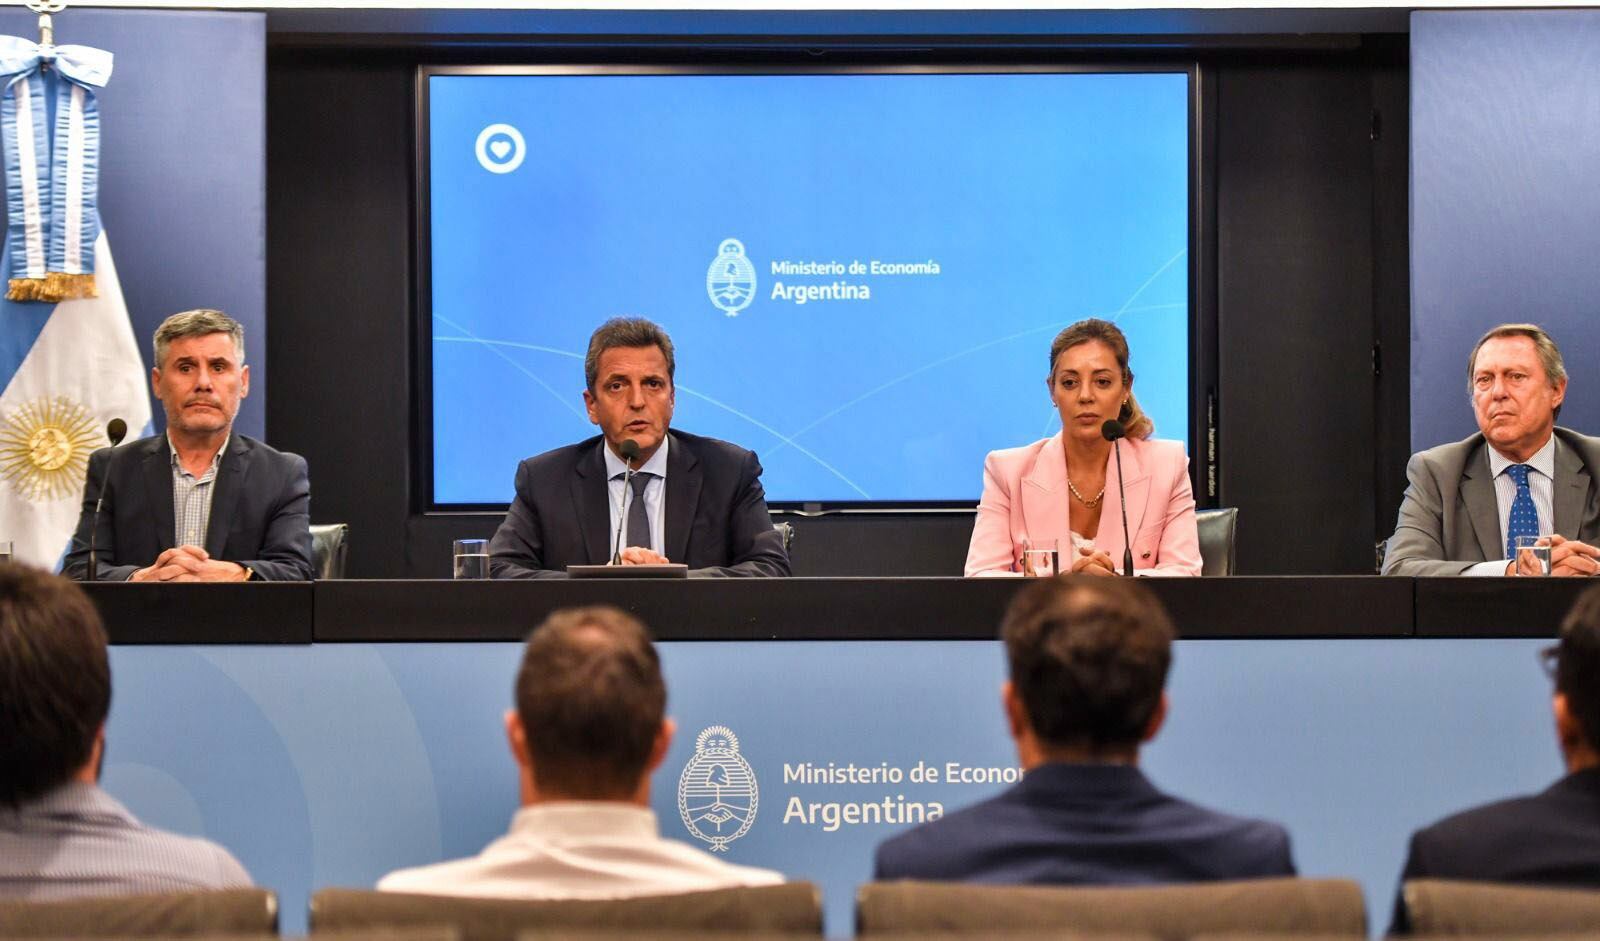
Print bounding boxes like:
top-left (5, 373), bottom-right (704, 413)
top-left (0, 35), bottom-right (112, 302)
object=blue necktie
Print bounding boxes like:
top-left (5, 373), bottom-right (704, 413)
top-left (1504, 464), bottom-right (1538, 559)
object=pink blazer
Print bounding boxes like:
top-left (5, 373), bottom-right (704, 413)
top-left (964, 433), bottom-right (1203, 577)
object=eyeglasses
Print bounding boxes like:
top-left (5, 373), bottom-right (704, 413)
top-left (1540, 644), bottom-right (1560, 680)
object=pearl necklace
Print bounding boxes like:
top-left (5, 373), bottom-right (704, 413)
top-left (1067, 473), bottom-right (1105, 508)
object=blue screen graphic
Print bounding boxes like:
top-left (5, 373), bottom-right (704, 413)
top-left (428, 70), bottom-right (1191, 504)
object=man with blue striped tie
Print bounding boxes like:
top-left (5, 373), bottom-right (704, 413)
top-left (1384, 324), bottom-right (1600, 577)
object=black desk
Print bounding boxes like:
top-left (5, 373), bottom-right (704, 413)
top-left (311, 576), bottom-right (1415, 642)
top-left (1414, 576), bottom-right (1593, 637)
top-left (83, 576), bottom-right (1593, 645)
top-left (83, 581), bottom-right (312, 644)
top-left (78, 574), bottom-right (1542, 645)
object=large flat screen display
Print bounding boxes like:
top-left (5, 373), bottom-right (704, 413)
top-left (424, 67), bottom-right (1192, 506)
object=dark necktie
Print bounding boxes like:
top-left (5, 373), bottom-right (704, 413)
top-left (1504, 463), bottom-right (1538, 558)
top-left (626, 472), bottom-right (654, 551)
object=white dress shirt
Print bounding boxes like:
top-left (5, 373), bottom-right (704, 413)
top-left (603, 438), bottom-right (668, 556)
top-left (1464, 434), bottom-right (1556, 576)
top-left (376, 802), bottom-right (782, 899)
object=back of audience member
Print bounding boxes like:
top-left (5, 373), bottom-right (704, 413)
top-left (378, 605), bottom-right (782, 898)
top-left (0, 564), bottom-right (251, 898)
top-left (873, 575), bottom-right (1294, 883)
top-left (1391, 583), bottom-right (1600, 933)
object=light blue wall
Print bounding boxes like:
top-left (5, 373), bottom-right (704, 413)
top-left (106, 638), bottom-right (1558, 937)
top-left (1411, 10), bottom-right (1600, 451)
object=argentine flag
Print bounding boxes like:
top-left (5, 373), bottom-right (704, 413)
top-left (0, 228), bottom-right (150, 568)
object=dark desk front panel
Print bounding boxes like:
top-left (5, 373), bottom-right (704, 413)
top-left (314, 577), bottom-right (1015, 643)
top-left (83, 582), bottom-right (313, 645)
top-left (85, 576), bottom-right (1589, 645)
top-left (310, 576), bottom-right (1415, 643)
top-left (1414, 577), bottom-right (1590, 638)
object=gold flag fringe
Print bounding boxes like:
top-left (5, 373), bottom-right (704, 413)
top-left (7, 272), bottom-right (99, 303)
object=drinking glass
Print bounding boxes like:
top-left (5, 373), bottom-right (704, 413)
top-left (1514, 535), bottom-right (1552, 577)
top-left (453, 539), bottom-right (490, 579)
top-left (1021, 539), bottom-right (1060, 578)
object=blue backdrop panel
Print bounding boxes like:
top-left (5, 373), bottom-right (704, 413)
top-left (1410, 10), bottom-right (1600, 451)
top-left (0, 9), bottom-right (265, 438)
top-left (105, 638), bottom-right (1556, 937)
top-left (427, 71), bottom-right (1191, 505)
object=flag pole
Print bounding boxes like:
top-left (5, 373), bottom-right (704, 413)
top-left (26, 2), bottom-right (66, 51)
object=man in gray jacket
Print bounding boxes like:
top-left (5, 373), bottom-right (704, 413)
top-left (1384, 323), bottom-right (1600, 577)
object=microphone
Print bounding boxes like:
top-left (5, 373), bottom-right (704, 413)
top-left (611, 438), bottom-right (641, 565)
top-left (1102, 419), bottom-right (1134, 577)
top-left (87, 418), bottom-right (129, 582)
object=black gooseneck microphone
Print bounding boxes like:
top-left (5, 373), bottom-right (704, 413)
top-left (87, 418), bottom-right (128, 582)
top-left (611, 438), bottom-right (641, 564)
top-left (1101, 419), bottom-right (1134, 577)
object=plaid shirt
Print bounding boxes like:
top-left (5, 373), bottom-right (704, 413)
top-left (170, 434), bottom-right (227, 548)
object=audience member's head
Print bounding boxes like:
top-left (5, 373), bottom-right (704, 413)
top-left (507, 605), bottom-right (673, 804)
top-left (1001, 575), bottom-right (1175, 766)
top-left (0, 564), bottom-right (111, 808)
top-left (1551, 585), bottom-right (1600, 771)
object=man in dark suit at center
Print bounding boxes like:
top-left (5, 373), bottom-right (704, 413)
top-left (1390, 585), bottom-right (1600, 933)
top-left (873, 575), bottom-right (1294, 884)
top-left (488, 317), bottom-right (788, 578)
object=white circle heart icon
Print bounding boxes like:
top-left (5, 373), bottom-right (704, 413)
top-left (475, 123), bottom-right (526, 174)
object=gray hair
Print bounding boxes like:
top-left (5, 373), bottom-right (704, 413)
top-left (152, 309), bottom-right (245, 368)
top-left (583, 317), bottom-right (674, 392)
top-left (1467, 323), bottom-right (1566, 414)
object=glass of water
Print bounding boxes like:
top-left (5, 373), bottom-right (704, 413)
top-left (453, 539), bottom-right (490, 579)
top-left (1514, 535), bottom-right (1552, 577)
top-left (1021, 539), bottom-right (1060, 577)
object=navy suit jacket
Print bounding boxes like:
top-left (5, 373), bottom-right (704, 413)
top-left (62, 434), bottom-right (315, 582)
top-left (873, 764), bottom-right (1295, 885)
top-left (1391, 768), bottom-right (1600, 933)
top-left (487, 430), bottom-right (789, 578)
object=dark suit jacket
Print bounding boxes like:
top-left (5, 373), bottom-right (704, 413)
top-left (872, 763), bottom-right (1295, 885)
top-left (1390, 768), bottom-right (1600, 932)
top-left (487, 430), bottom-right (789, 578)
top-left (62, 434), bottom-right (315, 582)
top-left (1383, 427), bottom-right (1600, 576)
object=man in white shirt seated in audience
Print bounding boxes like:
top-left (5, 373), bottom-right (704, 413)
top-left (377, 605), bottom-right (782, 898)
top-left (0, 564), bottom-right (252, 897)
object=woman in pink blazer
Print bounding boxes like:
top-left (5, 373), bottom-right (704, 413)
top-left (965, 319), bottom-right (1202, 577)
